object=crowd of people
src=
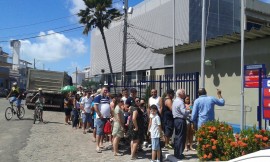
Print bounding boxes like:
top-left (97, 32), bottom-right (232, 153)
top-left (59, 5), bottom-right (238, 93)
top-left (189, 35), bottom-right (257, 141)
top-left (61, 86), bottom-right (225, 161)
top-left (5, 81), bottom-right (225, 161)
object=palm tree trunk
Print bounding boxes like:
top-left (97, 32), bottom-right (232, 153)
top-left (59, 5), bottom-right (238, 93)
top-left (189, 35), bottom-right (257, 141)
top-left (99, 29), bottom-right (116, 95)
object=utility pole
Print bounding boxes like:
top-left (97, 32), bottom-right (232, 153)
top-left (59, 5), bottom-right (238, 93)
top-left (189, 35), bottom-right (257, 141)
top-left (34, 58), bottom-right (36, 69)
top-left (201, 0), bottom-right (206, 88)
top-left (173, 0), bottom-right (176, 90)
top-left (76, 67), bottom-right (78, 87)
top-left (122, 0), bottom-right (128, 87)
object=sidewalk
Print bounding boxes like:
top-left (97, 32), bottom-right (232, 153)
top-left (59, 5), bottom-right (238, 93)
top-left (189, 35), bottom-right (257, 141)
top-left (18, 110), bottom-right (199, 162)
top-left (162, 147), bottom-right (199, 162)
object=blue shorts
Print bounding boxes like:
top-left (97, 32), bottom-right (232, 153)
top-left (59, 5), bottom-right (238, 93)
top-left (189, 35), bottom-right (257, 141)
top-left (10, 97), bottom-right (21, 107)
top-left (151, 138), bottom-right (160, 151)
top-left (82, 113), bottom-right (92, 123)
top-left (96, 118), bottom-right (106, 136)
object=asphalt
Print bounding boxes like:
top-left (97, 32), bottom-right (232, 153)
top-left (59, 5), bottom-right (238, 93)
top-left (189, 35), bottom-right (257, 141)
top-left (0, 98), bottom-right (33, 162)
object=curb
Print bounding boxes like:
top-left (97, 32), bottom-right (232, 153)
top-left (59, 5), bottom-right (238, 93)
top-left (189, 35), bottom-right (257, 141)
top-left (162, 150), bottom-right (182, 162)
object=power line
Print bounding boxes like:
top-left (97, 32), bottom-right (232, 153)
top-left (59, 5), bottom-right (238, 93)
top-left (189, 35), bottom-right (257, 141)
top-left (0, 23), bottom-right (80, 39)
top-left (128, 23), bottom-right (185, 42)
top-left (0, 26), bottom-right (84, 43)
top-left (0, 14), bottom-right (77, 31)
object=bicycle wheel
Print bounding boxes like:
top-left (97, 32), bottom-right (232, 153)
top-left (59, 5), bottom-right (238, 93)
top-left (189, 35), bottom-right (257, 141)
top-left (5, 107), bottom-right (13, 120)
top-left (17, 107), bottom-right (25, 120)
top-left (33, 109), bottom-right (37, 124)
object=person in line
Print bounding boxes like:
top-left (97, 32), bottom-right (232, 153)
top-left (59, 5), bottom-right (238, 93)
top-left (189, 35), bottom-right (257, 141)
top-left (139, 98), bottom-right (149, 149)
top-left (63, 92), bottom-right (73, 125)
top-left (30, 88), bottom-right (45, 123)
top-left (184, 95), bottom-right (195, 151)
top-left (6, 82), bottom-right (22, 113)
top-left (162, 89), bottom-right (175, 149)
top-left (112, 95), bottom-right (125, 156)
top-left (148, 89), bottom-right (163, 116)
top-left (80, 91), bottom-right (93, 134)
top-left (92, 89), bottom-right (102, 143)
top-left (148, 105), bottom-right (163, 162)
top-left (93, 86), bottom-right (112, 153)
top-left (72, 94), bottom-right (81, 129)
top-left (128, 97), bottom-right (144, 160)
top-left (191, 88), bottom-right (225, 129)
top-left (172, 89), bottom-right (190, 160)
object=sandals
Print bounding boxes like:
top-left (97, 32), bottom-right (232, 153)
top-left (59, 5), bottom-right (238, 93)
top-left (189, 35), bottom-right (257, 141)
top-left (96, 148), bottom-right (102, 153)
top-left (114, 153), bottom-right (123, 156)
top-left (131, 157), bottom-right (137, 160)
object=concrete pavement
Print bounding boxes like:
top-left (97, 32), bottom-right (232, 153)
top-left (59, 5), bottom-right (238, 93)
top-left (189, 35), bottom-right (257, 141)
top-left (12, 104), bottom-right (199, 162)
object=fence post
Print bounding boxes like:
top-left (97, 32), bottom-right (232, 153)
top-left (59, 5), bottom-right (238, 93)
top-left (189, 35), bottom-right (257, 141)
top-left (195, 72), bottom-right (199, 99)
top-left (159, 75), bottom-right (162, 97)
top-left (139, 80), bottom-right (142, 99)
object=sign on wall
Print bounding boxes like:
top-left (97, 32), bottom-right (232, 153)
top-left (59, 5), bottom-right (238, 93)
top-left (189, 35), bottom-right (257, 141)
top-left (262, 79), bottom-right (270, 119)
top-left (244, 64), bottom-right (266, 88)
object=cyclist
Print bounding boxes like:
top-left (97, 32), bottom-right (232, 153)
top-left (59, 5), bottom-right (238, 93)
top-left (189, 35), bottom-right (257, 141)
top-left (6, 82), bottom-right (22, 114)
top-left (31, 88), bottom-right (45, 123)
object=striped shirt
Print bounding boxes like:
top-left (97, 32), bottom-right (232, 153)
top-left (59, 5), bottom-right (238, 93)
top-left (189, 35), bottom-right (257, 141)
top-left (93, 94), bottom-right (110, 118)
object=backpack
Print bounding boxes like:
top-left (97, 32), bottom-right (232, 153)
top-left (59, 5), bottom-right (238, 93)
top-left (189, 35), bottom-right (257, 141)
top-left (104, 120), bottom-right (112, 134)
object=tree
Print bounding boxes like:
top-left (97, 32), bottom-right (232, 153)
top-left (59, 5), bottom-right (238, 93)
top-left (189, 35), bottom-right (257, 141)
top-left (78, 0), bottom-right (122, 94)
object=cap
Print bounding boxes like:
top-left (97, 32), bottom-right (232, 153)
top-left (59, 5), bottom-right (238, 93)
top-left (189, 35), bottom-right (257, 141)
top-left (13, 82), bottom-right (17, 86)
top-left (38, 88), bottom-right (42, 91)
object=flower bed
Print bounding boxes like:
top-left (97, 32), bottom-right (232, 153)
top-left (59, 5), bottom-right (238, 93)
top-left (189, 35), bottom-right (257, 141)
top-left (196, 120), bottom-right (270, 161)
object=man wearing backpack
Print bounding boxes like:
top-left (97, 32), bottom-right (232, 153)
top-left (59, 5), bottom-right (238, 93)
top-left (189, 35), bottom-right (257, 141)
top-left (93, 86), bottom-right (113, 153)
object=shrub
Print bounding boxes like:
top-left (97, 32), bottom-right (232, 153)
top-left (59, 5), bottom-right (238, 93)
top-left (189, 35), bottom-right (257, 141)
top-left (196, 120), bottom-right (270, 161)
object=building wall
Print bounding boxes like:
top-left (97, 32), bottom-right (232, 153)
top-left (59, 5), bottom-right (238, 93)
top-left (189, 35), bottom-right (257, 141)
top-left (90, 0), bottom-right (190, 75)
top-left (164, 37), bottom-right (270, 127)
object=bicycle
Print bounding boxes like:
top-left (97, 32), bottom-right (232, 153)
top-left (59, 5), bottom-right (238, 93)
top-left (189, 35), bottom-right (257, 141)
top-left (5, 102), bottom-right (25, 120)
top-left (33, 103), bottom-right (43, 124)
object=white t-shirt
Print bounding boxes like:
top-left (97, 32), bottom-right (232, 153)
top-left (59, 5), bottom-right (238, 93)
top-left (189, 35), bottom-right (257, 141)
top-left (122, 96), bottom-right (129, 117)
top-left (149, 96), bottom-right (161, 111)
top-left (81, 96), bottom-right (92, 113)
top-left (149, 114), bottom-right (161, 138)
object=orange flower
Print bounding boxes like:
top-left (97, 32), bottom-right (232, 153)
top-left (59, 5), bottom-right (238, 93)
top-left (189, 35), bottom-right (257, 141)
top-left (263, 137), bottom-right (268, 142)
top-left (208, 153), bottom-right (213, 159)
top-left (203, 154), bottom-right (208, 159)
top-left (255, 134), bottom-right (263, 139)
top-left (215, 158), bottom-right (220, 161)
top-left (213, 140), bottom-right (218, 145)
top-left (211, 138), bottom-right (215, 142)
top-left (212, 145), bottom-right (217, 150)
top-left (209, 130), bottom-right (214, 134)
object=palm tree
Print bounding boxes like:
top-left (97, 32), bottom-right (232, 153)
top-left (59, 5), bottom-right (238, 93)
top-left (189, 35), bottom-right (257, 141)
top-left (78, 0), bottom-right (121, 94)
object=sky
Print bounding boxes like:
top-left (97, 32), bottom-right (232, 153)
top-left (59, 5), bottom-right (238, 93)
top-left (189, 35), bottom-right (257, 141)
top-left (0, 0), bottom-right (143, 74)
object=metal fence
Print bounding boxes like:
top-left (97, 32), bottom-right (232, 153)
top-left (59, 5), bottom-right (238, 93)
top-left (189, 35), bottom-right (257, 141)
top-left (111, 72), bottom-right (199, 101)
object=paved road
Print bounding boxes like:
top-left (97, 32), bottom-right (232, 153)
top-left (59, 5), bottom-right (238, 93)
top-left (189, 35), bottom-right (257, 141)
top-left (0, 98), bottom-right (33, 162)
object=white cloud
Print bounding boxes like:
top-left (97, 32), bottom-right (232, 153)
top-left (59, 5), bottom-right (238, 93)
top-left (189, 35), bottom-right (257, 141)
top-left (20, 30), bottom-right (87, 62)
top-left (69, 0), bottom-right (86, 15)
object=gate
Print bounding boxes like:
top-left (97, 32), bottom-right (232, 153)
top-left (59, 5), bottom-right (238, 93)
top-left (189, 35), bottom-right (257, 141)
top-left (111, 72), bottom-right (199, 101)
top-left (138, 72), bottom-right (199, 101)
